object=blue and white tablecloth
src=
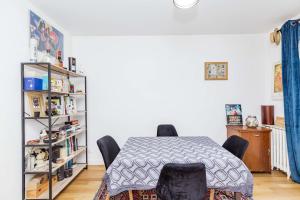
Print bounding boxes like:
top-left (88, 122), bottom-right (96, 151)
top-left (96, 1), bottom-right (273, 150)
top-left (104, 136), bottom-right (253, 197)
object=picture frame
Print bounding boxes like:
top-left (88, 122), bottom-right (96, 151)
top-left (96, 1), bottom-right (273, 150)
top-left (30, 11), bottom-right (64, 62)
top-left (27, 93), bottom-right (45, 117)
top-left (225, 104), bottom-right (243, 125)
top-left (205, 62), bottom-right (228, 80)
top-left (45, 96), bottom-right (65, 116)
top-left (272, 62), bottom-right (283, 100)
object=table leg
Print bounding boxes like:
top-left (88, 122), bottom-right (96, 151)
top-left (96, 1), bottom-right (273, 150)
top-left (105, 193), bottom-right (110, 200)
top-left (234, 192), bottom-right (241, 200)
top-left (129, 190), bottom-right (133, 200)
top-left (209, 189), bottom-right (214, 200)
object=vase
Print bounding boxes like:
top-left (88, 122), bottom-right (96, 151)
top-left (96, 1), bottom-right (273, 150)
top-left (245, 115), bottom-right (259, 128)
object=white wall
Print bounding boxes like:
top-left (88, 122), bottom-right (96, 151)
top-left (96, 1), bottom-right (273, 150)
top-left (263, 13), bottom-right (300, 118)
top-left (0, 1), bottom-right (72, 199)
top-left (72, 35), bottom-right (269, 165)
top-left (263, 35), bottom-right (284, 117)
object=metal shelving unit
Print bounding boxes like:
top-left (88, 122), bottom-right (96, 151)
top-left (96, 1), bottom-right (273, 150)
top-left (21, 63), bottom-right (88, 200)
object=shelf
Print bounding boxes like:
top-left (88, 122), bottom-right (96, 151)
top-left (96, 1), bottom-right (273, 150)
top-left (23, 90), bottom-right (86, 96)
top-left (25, 129), bottom-right (86, 147)
top-left (25, 111), bottom-right (87, 120)
top-left (25, 147), bottom-right (86, 174)
top-left (22, 61), bottom-right (88, 200)
top-left (22, 62), bottom-right (85, 78)
top-left (26, 164), bottom-right (86, 200)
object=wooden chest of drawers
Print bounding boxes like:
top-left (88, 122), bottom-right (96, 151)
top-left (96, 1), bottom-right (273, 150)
top-left (226, 125), bottom-right (271, 173)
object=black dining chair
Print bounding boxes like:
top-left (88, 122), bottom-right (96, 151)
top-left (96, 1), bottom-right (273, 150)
top-left (156, 163), bottom-right (208, 200)
top-left (157, 124), bottom-right (178, 137)
top-left (97, 135), bottom-right (120, 169)
top-left (222, 135), bottom-right (249, 159)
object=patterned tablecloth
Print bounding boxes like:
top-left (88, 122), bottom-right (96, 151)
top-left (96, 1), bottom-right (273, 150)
top-left (104, 137), bottom-right (253, 197)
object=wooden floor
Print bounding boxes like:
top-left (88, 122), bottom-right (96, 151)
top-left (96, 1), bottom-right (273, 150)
top-left (56, 165), bottom-right (300, 200)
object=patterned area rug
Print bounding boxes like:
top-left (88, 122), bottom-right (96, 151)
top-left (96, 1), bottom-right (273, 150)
top-left (94, 181), bottom-right (251, 200)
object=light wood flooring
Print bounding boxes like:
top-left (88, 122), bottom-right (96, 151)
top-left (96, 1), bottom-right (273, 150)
top-left (56, 165), bottom-right (300, 200)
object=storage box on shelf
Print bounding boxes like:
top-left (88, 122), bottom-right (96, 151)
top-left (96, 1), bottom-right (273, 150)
top-left (27, 175), bottom-right (58, 198)
top-left (21, 62), bottom-right (88, 200)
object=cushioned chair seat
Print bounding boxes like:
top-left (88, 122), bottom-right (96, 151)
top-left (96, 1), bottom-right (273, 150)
top-left (222, 135), bottom-right (249, 159)
top-left (156, 163), bottom-right (208, 200)
top-left (97, 135), bottom-right (120, 169)
top-left (157, 124), bottom-right (178, 137)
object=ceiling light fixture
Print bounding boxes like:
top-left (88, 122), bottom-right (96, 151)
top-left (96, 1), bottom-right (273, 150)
top-left (173, 0), bottom-right (200, 9)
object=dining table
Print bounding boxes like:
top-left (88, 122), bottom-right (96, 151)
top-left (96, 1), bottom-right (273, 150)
top-left (104, 136), bottom-right (253, 199)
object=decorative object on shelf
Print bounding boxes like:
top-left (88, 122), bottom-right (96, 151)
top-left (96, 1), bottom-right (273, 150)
top-left (245, 116), bottom-right (259, 128)
top-left (45, 96), bottom-right (65, 116)
top-left (56, 50), bottom-right (63, 68)
top-left (261, 105), bottom-right (274, 125)
top-left (65, 96), bottom-right (77, 115)
top-left (69, 83), bottom-right (75, 93)
top-left (24, 77), bottom-right (43, 91)
top-left (225, 104), bottom-right (243, 125)
top-left (68, 57), bottom-right (76, 72)
top-left (42, 132), bottom-right (59, 144)
top-left (41, 75), bottom-right (48, 90)
top-left (205, 62), bottom-right (228, 80)
top-left (26, 174), bottom-right (58, 198)
top-left (57, 166), bottom-right (65, 181)
top-left (272, 63), bottom-right (283, 100)
top-left (27, 92), bottom-right (45, 117)
top-left (51, 78), bottom-right (64, 92)
top-left (30, 11), bottom-right (64, 63)
top-left (270, 28), bottom-right (281, 45)
top-left (26, 139), bottom-right (40, 145)
top-left (29, 148), bottom-right (49, 171)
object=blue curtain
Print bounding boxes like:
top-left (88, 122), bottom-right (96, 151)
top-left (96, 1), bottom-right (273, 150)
top-left (281, 20), bottom-right (300, 183)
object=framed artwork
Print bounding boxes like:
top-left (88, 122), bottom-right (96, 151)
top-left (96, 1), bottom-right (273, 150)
top-left (30, 11), bottom-right (64, 61)
top-left (45, 96), bottom-right (65, 116)
top-left (27, 93), bottom-right (45, 117)
top-left (205, 62), bottom-right (228, 80)
top-left (272, 63), bottom-right (283, 100)
top-left (225, 104), bottom-right (243, 125)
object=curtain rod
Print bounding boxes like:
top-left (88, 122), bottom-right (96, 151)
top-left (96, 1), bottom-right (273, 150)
top-left (278, 18), bottom-right (300, 32)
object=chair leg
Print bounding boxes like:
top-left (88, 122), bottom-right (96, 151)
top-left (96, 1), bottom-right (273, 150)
top-left (234, 192), bottom-right (241, 200)
top-left (209, 189), bottom-right (214, 200)
top-left (129, 190), bottom-right (133, 200)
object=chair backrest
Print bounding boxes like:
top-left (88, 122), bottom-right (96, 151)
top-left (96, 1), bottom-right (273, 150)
top-left (156, 163), bottom-right (207, 200)
top-left (157, 124), bottom-right (178, 137)
top-left (97, 135), bottom-right (120, 169)
top-left (222, 135), bottom-right (249, 159)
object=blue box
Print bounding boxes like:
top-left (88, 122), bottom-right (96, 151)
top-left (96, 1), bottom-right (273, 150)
top-left (24, 77), bottom-right (43, 91)
top-left (41, 75), bottom-right (49, 90)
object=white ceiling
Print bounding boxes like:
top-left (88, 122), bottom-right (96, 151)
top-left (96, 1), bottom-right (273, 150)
top-left (30, 0), bottom-right (300, 35)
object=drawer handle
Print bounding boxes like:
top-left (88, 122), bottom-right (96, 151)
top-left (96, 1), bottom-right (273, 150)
top-left (254, 134), bottom-right (260, 137)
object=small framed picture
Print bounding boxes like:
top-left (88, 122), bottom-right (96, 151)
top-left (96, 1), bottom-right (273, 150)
top-left (272, 63), bottom-right (283, 100)
top-left (225, 104), bottom-right (243, 125)
top-left (27, 93), bottom-right (45, 117)
top-left (205, 62), bottom-right (228, 80)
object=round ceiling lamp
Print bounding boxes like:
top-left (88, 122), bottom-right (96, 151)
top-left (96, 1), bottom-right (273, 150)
top-left (173, 0), bottom-right (200, 9)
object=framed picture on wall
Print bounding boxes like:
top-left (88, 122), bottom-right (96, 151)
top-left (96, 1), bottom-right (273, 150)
top-left (30, 10), bottom-right (64, 63)
top-left (272, 63), bottom-right (283, 100)
top-left (205, 62), bottom-right (228, 80)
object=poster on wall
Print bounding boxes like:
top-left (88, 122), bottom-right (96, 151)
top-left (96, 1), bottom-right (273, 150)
top-left (225, 104), bottom-right (243, 125)
top-left (29, 10), bottom-right (64, 63)
top-left (272, 63), bottom-right (283, 100)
